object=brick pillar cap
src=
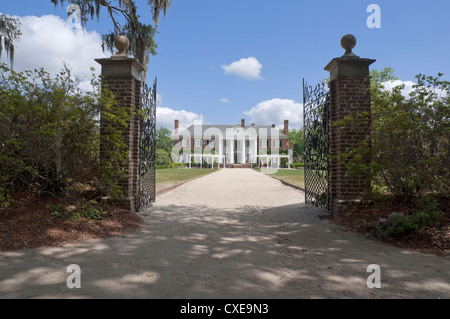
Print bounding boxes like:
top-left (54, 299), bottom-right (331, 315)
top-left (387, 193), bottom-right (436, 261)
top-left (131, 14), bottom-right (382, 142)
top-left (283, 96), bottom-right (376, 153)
top-left (325, 57), bottom-right (376, 81)
top-left (95, 57), bottom-right (145, 81)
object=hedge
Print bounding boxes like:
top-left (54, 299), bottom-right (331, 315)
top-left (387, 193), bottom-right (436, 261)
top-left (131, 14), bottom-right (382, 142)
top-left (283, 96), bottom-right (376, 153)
top-left (156, 163), bottom-right (187, 170)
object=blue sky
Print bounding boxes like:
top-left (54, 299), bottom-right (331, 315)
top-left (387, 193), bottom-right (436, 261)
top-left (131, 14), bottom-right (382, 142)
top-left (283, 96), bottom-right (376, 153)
top-left (1, 0), bottom-right (449, 130)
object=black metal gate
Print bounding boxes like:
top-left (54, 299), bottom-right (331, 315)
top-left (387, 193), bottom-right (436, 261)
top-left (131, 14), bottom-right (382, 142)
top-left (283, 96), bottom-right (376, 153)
top-left (303, 79), bottom-right (330, 211)
top-left (137, 78), bottom-right (157, 211)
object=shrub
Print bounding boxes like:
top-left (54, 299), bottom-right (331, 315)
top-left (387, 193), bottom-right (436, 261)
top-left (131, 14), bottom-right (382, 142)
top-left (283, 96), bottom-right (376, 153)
top-left (0, 64), bottom-right (97, 195)
top-left (290, 163), bottom-right (305, 168)
top-left (0, 186), bottom-right (15, 208)
top-left (377, 198), bottom-right (445, 237)
top-left (0, 63), bottom-right (129, 202)
top-left (156, 149), bottom-right (171, 166)
top-left (280, 153), bottom-right (288, 167)
top-left (333, 69), bottom-right (449, 202)
top-left (48, 200), bottom-right (107, 222)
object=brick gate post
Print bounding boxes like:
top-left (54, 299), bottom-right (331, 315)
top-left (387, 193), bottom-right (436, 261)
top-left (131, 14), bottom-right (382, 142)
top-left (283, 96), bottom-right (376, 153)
top-left (324, 34), bottom-right (376, 219)
top-left (95, 35), bottom-right (145, 212)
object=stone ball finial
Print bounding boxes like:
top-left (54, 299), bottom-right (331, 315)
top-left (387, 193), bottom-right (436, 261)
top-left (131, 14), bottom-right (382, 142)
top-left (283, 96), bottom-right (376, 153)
top-left (341, 34), bottom-right (359, 58)
top-left (113, 35), bottom-right (130, 57)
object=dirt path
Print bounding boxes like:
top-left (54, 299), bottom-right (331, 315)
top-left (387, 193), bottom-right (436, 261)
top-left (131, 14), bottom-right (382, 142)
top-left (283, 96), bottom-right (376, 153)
top-left (0, 169), bottom-right (449, 299)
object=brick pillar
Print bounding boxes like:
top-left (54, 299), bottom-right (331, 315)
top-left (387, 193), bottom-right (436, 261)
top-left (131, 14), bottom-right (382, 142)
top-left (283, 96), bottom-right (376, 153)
top-left (95, 36), bottom-right (145, 212)
top-left (324, 35), bottom-right (376, 219)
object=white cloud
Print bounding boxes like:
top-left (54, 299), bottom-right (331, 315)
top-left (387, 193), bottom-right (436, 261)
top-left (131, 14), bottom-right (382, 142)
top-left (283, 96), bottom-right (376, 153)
top-left (1, 14), bottom-right (107, 86)
top-left (244, 98), bottom-right (303, 129)
top-left (382, 80), bottom-right (416, 97)
top-left (383, 79), bottom-right (448, 98)
top-left (157, 107), bottom-right (204, 131)
top-left (220, 98), bottom-right (231, 103)
top-left (156, 93), bottom-right (204, 131)
top-left (222, 57), bottom-right (263, 80)
top-left (3, 14), bottom-right (205, 133)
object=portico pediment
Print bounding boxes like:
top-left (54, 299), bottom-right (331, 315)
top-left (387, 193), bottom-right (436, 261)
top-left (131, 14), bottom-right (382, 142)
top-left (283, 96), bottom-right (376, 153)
top-left (224, 126), bottom-right (258, 139)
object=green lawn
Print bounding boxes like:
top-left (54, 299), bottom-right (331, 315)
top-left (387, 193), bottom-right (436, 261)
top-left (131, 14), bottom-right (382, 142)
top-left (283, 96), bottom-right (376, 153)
top-left (156, 168), bottom-right (219, 191)
top-left (254, 168), bottom-right (305, 189)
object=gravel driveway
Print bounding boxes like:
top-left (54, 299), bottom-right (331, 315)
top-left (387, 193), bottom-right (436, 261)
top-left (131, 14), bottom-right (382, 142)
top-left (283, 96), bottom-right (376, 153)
top-left (0, 169), bottom-right (449, 299)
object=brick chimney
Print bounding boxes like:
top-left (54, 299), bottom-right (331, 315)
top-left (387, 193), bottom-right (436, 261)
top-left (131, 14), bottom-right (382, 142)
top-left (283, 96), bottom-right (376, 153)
top-left (174, 119), bottom-right (179, 134)
top-left (284, 120), bottom-right (289, 136)
top-left (272, 124), bottom-right (276, 129)
top-left (241, 119), bottom-right (246, 128)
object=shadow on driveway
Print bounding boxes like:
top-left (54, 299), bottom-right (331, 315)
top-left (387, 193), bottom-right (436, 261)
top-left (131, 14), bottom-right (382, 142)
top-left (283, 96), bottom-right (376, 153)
top-left (1, 203), bottom-right (449, 299)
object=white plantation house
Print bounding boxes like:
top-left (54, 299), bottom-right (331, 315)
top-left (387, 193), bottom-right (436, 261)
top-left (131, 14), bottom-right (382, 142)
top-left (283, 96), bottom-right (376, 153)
top-left (172, 119), bottom-right (293, 168)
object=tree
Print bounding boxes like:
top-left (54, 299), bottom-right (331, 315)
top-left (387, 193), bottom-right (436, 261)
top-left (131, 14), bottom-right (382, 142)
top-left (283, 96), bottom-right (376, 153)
top-left (0, 62), bottom-right (129, 200)
top-left (0, 14), bottom-right (22, 68)
top-left (334, 67), bottom-right (449, 202)
top-left (289, 129), bottom-right (304, 162)
top-left (369, 66), bottom-right (398, 98)
top-left (156, 127), bottom-right (173, 153)
top-left (0, 63), bottom-right (98, 195)
top-left (156, 149), bottom-right (171, 166)
top-left (51, 0), bottom-right (172, 78)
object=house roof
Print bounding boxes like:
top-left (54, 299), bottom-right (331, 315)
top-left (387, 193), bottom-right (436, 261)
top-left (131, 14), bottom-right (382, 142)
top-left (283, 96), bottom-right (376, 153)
top-left (173, 124), bottom-right (289, 140)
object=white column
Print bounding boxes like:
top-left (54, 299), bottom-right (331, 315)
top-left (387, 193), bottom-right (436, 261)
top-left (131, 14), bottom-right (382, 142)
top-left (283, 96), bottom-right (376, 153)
top-left (230, 138), bottom-right (234, 164)
top-left (253, 137), bottom-right (257, 163)
top-left (225, 139), bottom-right (229, 164)
top-left (248, 139), bottom-right (253, 163)
top-left (219, 137), bottom-right (223, 162)
top-left (242, 138), bottom-right (246, 164)
top-left (222, 140), bottom-right (225, 167)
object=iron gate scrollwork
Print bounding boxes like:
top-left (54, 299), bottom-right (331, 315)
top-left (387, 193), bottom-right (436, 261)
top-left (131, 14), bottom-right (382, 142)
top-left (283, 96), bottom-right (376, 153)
top-left (138, 78), bottom-right (157, 211)
top-left (303, 79), bottom-right (330, 211)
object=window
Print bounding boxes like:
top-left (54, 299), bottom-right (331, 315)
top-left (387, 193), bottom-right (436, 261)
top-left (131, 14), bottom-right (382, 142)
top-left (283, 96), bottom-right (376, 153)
top-left (260, 140), bottom-right (267, 148)
top-left (181, 139), bottom-right (189, 147)
top-left (195, 139), bottom-right (201, 147)
top-left (272, 140), bottom-right (282, 148)
top-left (209, 140), bottom-right (215, 148)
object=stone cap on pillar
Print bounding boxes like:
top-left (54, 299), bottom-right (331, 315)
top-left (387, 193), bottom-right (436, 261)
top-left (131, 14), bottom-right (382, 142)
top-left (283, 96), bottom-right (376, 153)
top-left (95, 35), bottom-right (145, 81)
top-left (324, 34), bottom-right (376, 81)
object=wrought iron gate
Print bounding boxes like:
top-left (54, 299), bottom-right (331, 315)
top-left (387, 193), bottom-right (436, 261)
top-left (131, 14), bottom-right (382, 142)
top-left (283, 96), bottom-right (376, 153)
top-left (303, 79), bottom-right (330, 211)
top-left (137, 78), bottom-right (157, 211)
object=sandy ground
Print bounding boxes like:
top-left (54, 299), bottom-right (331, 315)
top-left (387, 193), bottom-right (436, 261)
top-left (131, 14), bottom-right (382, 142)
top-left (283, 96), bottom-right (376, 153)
top-left (0, 169), bottom-right (449, 299)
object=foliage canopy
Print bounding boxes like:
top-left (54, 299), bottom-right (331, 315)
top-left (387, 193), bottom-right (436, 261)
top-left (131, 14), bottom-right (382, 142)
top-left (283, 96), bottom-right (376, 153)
top-left (334, 68), bottom-right (449, 202)
top-left (0, 63), bottom-right (130, 204)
